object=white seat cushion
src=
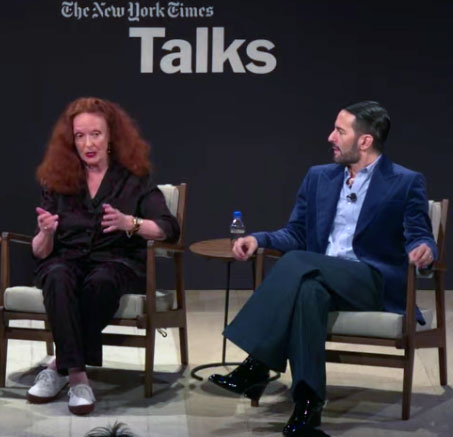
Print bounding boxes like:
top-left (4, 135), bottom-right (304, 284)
top-left (327, 200), bottom-right (439, 340)
top-left (4, 286), bottom-right (175, 319)
top-left (328, 308), bottom-right (434, 339)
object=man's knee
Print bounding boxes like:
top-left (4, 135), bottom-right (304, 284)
top-left (273, 250), bottom-right (308, 273)
top-left (278, 250), bottom-right (328, 269)
top-left (269, 251), bottom-right (321, 284)
top-left (297, 278), bottom-right (331, 308)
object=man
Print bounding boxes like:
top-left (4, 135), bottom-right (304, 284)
top-left (209, 101), bottom-right (436, 437)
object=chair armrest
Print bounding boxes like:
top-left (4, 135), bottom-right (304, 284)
top-left (1, 232), bottom-right (33, 245)
top-left (0, 232), bottom-right (34, 304)
top-left (147, 240), bottom-right (185, 253)
top-left (430, 261), bottom-right (446, 272)
top-left (256, 247), bottom-right (283, 258)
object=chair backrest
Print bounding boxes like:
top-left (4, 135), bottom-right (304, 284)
top-left (428, 199), bottom-right (449, 262)
top-left (157, 183), bottom-right (187, 246)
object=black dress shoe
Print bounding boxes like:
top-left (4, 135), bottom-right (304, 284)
top-left (283, 426), bottom-right (330, 437)
top-left (282, 399), bottom-right (325, 436)
top-left (209, 356), bottom-right (270, 405)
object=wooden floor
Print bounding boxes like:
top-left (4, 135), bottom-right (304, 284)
top-left (0, 289), bottom-right (452, 436)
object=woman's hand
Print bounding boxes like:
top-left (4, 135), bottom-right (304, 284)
top-left (33, 207), bottom-right (58, 258)
top-left (101, 203), bottom-right (166, 240)
top-left (101, 204), bottom-right (132, 233)
top-left (36, 207), bottom-right (59, 235)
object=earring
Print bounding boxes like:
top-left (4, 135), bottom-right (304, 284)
top-left (108, 143), bottom-right (112, 154)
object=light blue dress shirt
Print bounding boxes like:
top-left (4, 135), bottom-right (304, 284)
top-left (325, 155), bottom-right (382, 261)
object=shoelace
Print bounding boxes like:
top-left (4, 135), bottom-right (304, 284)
top-left (69, 385), bottom-right (95, 401)
top-left (34, 370), bottom-right (54, 384)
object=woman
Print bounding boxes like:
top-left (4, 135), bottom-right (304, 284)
top-left (27, 97), bottom-right (180, 415)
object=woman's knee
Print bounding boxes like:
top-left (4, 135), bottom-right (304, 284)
top-left (82, 263), bottom-right (136, 297)
top-left (41, 263), bottom-right (77, 291)
top-left (81, 268), bottom-right (122, 304)
top-left (41, 263), bottom-right (79, 305)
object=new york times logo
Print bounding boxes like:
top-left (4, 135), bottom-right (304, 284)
top-left (61, 1), bottom-right (214, 20)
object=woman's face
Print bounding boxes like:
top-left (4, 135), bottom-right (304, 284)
top-left (73, 112), bottom-right (110, 170)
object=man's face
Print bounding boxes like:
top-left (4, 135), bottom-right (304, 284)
top-left (328, 110), bottom-right (360, 165)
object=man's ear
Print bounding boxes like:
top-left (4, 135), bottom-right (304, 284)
top-left (358, 134), bottom-right (374, 151)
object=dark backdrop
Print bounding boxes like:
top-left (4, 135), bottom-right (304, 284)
top-left (1, 1), bottom-right (452, 289)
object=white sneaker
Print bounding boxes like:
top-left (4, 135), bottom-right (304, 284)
top-left (68, 384), bottom-right (96, 415)
top-left (27, 368), bottom-right (68, 403)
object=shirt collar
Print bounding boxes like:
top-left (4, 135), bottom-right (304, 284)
top-left (344, 154), bottom-right (382, 179)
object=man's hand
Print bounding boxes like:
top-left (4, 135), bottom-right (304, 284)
top-left (408, 243), bottom-right (434, 269)
top-left (232, 236), bottom-right (258, 261)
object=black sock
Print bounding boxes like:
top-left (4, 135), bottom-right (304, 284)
top-left (294, 381), bottom-right (322, 403)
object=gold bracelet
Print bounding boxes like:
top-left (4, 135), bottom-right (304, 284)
top-left (126, 216), bottom-right (143, 238)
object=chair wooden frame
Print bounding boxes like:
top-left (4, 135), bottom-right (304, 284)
top-left (0, 183), bottom-right (188, 397)
top-left (254, 199), bottom-right (449, 419)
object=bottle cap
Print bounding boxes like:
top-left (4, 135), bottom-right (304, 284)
top-left (233, 211), bottom-right (242, 218)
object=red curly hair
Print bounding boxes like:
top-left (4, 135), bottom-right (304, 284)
top-left (37, 97), bottom-right (151, 194)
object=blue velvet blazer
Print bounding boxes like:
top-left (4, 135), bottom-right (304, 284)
top-left (253, 155), bottom-right (437, 322)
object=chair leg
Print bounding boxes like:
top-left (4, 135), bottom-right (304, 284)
top-left (144, 326), bottom-right (156, 397)
top-left (0, 310), bottom-right (7, 387)
top-left (438, 347), bottom-right (448, 386)
top-left (435, 272), bottom-right (448, 386)
top-left (179, 326), bottom-right (188, 365)
top-left (44, 321), bottom-right (54, 356)
top-left (0, 334), bottom-right (7, 387)
top-left (402, 347), bottom-right (415, 420)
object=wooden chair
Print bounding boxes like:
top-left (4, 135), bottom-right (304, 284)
top-left (0, 183), bottom-right (188, 397)
top-left (254, 199), bottom-right (448, 419)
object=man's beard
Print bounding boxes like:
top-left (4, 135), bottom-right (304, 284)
top-left (332, 140), bottom-right (360, 165)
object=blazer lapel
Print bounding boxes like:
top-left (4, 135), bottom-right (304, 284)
top-left (354, 155), bottom-right (400, 238)
top-left (316, 165), bottom-right (344, 250)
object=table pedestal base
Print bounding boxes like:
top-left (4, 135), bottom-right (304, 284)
top-left (191, 362), bottom-right (280, 383)
top-left (190, 361), bottom-right (243, 381)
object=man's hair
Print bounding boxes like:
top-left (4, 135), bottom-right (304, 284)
top-left (343, 101), bottom-right (391, 153)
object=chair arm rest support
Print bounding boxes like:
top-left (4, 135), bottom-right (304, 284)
top-left (255, 248), bottom-right (283, 287)
top-left (402, 264), bottom-right (418, 343)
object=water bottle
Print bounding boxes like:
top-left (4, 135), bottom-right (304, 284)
top-left (230, 211), bottom-right (246, 242)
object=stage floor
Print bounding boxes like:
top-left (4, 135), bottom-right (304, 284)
top-left (1, 289), bottom-right (452, 436)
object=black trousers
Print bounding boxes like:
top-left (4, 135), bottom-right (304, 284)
top-left (224, 251), bottom-right (384, 401)
top-left (35, 258), bottom-right (144, 375)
